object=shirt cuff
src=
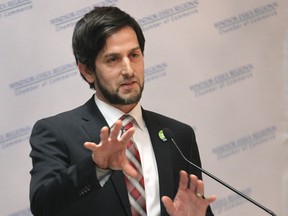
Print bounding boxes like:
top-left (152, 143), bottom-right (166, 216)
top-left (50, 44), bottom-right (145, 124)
top-left (96, 167), bottom-right (112, 187)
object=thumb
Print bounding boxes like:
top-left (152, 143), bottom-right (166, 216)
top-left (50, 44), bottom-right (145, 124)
top-left (84, 142), bottom-right (97, 151)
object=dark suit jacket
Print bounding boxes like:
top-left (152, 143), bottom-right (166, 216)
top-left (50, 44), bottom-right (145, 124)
top-left (29, 95), bottom-right (214, 216)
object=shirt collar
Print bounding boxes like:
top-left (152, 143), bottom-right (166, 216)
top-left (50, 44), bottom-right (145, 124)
top-left (94, 95), bottom-right (145, 130)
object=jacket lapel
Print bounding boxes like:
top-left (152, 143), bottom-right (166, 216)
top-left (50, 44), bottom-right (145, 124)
top-left (80, 96), bottom-right (107, 143)
top-left (80, 95), bottom-right (132, 215)
top-left (79, 98), bottom-right (175, 215)
top-left (142, 110), bottom-right (174, 215)
top-left (111, 171), bottom-right (132, 216)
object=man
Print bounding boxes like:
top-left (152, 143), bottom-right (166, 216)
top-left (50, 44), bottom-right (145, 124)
top-left (29, 6), bottom-right (216, 216)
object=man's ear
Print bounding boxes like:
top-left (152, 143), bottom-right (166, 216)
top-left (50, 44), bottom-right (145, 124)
top-left (78, 62), bottom-right (95, 83)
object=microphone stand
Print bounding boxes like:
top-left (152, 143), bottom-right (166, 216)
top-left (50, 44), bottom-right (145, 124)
top-left (169, 136), bottom-right (277, 216)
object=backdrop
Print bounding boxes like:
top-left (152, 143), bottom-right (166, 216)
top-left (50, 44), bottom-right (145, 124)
top-left (1, 0), bottom-right (287, 215)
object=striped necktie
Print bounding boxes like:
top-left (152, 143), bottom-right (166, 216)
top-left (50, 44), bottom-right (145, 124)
top-left (121, 115), bottom-right (147, 216)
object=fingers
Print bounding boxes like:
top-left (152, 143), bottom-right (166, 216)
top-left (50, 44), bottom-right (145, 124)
top-left (83, 141), bottom-right (97, 151)
top-left (84, 120), bottom-right (135, 150)
top-left (178, 170), bottom-right (200, 193)
top-left (189, 172), bottom-right (217, 204)
top-left (184, 171), bottom-right (204, 198)
top-left (84, 126), bottom-right (110, 151)
top-left (119, 128), bottom-right (135, 144)
top-left (178, 171), bottom-right (205, 199)
top-left (162, 171), bottom-right (216, 216)
top-left (110, 120), bottom-right (135, 143)
top-left (206, 194), bottom-right (217, 204)
top-left (109, 120), bottom-right (122, 141)
top-left (122, 161), bottom-right (138, 178)
top-left (161, 196), bottom-right (174, 215)
top-left (192, 176), bottom-right (205, 199)
top-left (180, 170), bottom-right (216, 202)
top-left (178, 170), bottom-right (189, 190)
top-left (83, 120), bottom-right (136, 175)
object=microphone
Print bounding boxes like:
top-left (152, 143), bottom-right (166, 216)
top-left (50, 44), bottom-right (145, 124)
top-left (158, 128), bottom-right (277, 216)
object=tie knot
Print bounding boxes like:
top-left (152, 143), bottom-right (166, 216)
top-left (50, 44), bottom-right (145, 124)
top-left (120, 115), bottom-right (134, 131)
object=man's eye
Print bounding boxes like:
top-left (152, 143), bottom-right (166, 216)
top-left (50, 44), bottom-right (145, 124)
top-left (130, 53), bottom-right (139, 58)
top-left (107, 56), bottom-right (118, 63)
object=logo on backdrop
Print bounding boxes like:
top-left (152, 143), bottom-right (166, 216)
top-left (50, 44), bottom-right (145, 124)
top-left (212, 125), bottom-right (276, 160)
top-left (214, 1), bottom-right (278, 35)
top-left (211, 188), bottom-right (252, 214)
top-left (0, 0), bottom-right (33, 19)
top-left (145, 62), bottom-right (168, 82)
top-left (189, 64), bottom-right (254, 97)
top-left (50, 0), bottom-right (118, 32)
top-left (138, 0), bottom-right (199, 31)
top-left (0, 126), bottom-right (31, 149)
top-left (9, 62), bottom-right (78, 96)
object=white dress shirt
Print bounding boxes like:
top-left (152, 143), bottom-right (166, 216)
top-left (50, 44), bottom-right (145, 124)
top-left (94, 95), bottom-right (161, 216)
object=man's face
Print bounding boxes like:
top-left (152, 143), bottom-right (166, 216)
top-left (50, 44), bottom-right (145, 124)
top-left (93, 26), bottom-right (144, 110)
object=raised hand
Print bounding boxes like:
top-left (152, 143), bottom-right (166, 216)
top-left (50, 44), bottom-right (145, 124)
top-left (162, 170), bottom-right (216, 216)
top-left (84, 119), bottom-right (138, 178)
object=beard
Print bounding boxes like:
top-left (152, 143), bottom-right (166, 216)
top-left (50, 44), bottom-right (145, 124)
top-left (95, 75), bottom-right (144, 105)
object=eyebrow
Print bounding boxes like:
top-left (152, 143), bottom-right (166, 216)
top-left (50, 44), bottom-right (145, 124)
top-left (102, 47), bottom-right (141, 59)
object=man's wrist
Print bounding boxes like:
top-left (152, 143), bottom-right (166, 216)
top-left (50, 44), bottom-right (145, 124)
top-left (92, 154), bottom-right (109, 170)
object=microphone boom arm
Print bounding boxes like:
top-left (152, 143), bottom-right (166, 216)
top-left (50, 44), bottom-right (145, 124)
top-left (169, 136), bottom-right (277, 216)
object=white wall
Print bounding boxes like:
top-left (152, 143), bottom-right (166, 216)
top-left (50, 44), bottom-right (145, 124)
top-left (0, 0), bottom-right (287, 215)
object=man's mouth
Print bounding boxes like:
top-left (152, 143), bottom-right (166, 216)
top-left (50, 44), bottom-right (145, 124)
top-left (120, 80), bottom-right (138, 88)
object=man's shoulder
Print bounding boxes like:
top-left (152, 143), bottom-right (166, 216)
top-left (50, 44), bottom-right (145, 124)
top-left (142, 109), bottom-right (192, 130)
top-left (32, 105), bottom-right (83, 130)
top-left (143, 109), bottom-right (196, 143)
top-left (34, 96), bottom-right (95, 126)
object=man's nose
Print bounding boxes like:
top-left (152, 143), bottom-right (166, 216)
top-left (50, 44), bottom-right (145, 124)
top-left (121, 57), bottom-right (134, 76)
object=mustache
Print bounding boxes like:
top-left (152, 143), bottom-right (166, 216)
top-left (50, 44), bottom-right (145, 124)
top-left (119, 77), bottom-right (139, 85)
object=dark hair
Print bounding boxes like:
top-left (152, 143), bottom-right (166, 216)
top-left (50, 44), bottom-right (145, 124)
top-left (72, 6), bottom-right (145, 89)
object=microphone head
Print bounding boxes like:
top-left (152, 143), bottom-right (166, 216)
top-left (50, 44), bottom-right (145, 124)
top-left (158, 128), bottom-right (174, 142)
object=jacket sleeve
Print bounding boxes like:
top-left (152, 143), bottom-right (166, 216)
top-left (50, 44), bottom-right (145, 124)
top-left (29, 118), bottom-right (100, 216)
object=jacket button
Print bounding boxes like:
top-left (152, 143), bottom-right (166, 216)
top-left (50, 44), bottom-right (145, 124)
top-left (79, 184), bottom-right (91, 196)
